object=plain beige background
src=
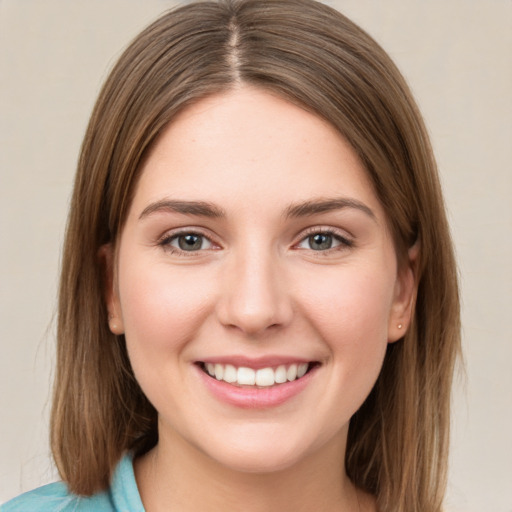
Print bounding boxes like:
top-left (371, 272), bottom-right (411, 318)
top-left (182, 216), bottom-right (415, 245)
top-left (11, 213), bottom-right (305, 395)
top-left (1, 0), bottom-right (511, 510)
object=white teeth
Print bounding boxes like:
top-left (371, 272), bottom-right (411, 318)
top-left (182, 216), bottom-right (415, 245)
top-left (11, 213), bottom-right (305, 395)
top-left (275, 365), bottom-right (287, 384)
top-left (203, 362), bottom-right (312, 387)
top-left (214, 363), bottom-right (224, 380)
top-left (287, 364), bottom-right (298, 381)
top-left (223, 364), bottom-right (237, 383)
top-left (297, 363), bottom-right (308, 378)
top-left (237, 367), bottom-right (256, 385)
top-left (255, 367), bottom-right (275, 387)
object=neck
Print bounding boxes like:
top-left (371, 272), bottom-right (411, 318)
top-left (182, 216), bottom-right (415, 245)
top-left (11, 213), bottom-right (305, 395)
top-left (134, 426), bottom-right (367, 512)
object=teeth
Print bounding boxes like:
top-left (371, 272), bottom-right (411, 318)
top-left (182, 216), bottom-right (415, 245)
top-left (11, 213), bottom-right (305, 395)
top-left (214, 363), bottom-right (224, 380)
top-left (237, 367), bottom-right (256, 385)
top-left (223, 364), bottom-right (237, 383)
top-left (275, 365), bottom-right (287, 384)
top-left (297, 363), bottom-right (308, 378)
top-left (204, 362), bottom-right (311, 387)
top-left (255, 367), bottom-right (275, 387)
top-left (287, 364), bottom-right (297, 381)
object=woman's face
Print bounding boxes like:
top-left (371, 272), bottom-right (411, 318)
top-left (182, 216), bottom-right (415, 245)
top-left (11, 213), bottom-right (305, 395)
top-left (107, 87), bottom-right (415, 473)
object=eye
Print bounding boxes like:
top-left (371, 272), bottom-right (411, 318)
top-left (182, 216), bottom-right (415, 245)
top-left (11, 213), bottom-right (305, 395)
top-left (296, 230), bottom-right (352, 251)
top-left (160, 232), bottom-right (215, 253)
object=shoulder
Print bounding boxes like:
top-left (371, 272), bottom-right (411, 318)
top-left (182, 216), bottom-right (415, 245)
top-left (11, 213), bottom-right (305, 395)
top-left (1, 453), bottom-right (144, 512)
top-left (1, 482), bottom-right (114, 511)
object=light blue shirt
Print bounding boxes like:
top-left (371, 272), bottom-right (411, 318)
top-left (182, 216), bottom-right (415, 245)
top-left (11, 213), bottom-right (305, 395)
top-left (1, 454), bottom-right (145, 511)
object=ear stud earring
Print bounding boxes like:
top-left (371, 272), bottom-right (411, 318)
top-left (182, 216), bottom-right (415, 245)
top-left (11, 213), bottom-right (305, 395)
top-left (398, 323), bottom-right (403, 329)
top-left (108, 315), bottom-right (122, 334)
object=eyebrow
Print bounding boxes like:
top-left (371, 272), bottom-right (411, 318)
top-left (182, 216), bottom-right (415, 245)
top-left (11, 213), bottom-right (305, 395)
top-left (284, 197), bottom-right (376, 220)
top-left (139, 200), bottom-right (226, 220)
top-left (138, 197), bottom-right (375, 222)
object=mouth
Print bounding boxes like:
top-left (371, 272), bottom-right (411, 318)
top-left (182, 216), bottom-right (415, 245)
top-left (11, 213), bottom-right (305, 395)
top-left (196, 361), bottom-right (321, 388)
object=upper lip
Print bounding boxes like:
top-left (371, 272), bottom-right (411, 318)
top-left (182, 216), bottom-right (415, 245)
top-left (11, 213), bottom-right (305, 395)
top-left (196, 355), bottom-right (318, 369)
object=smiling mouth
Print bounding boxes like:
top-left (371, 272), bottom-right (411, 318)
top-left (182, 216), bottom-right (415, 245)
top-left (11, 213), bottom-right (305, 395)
top-left (197, 362), bottom-right (320, 388)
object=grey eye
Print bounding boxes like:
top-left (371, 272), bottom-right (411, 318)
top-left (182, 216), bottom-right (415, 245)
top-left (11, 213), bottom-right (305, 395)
top-left (177, 234), bottom-right (204, 251)
top-left (161, 231), bottom-right (215, 253)
top-left (296, 231), bottom-right (351, 252)
top-left (308, 233), bottom-right (334, 250)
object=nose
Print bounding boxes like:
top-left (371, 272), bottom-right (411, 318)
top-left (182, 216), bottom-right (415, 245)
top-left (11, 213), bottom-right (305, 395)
top-left (215, 246), bottom-right (293, 336)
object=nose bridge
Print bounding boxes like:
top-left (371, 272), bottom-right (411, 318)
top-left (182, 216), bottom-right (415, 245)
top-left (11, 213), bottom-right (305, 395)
top-left (217, 237), bottom-right (292, 335)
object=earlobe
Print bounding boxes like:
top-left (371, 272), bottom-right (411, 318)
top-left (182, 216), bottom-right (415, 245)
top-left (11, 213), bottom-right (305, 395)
top-left (388, 242), bottom-right (420, 343)
top-left (98, 243), bottom-right (125, 335)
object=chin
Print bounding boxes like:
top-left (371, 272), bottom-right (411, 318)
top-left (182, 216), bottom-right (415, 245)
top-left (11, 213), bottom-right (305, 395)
top-left (211, 444), bottom-right (306, 475)
top-left (192, 424), bottom-right (332, 475)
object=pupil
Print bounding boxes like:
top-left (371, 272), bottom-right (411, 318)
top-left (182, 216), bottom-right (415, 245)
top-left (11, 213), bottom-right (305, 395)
top-left (179, 234), bottom-right (202, 251)
top-left (310, 233), bottom-right (332, 250)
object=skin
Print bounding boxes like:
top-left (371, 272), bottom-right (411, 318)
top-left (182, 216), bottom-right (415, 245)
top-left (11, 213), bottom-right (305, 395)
top-left (105, 86), bottom-right (417, 512)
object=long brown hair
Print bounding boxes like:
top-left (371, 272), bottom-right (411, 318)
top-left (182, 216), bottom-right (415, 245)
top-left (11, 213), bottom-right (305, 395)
top-left (51, 1), bottom-right (460, 510)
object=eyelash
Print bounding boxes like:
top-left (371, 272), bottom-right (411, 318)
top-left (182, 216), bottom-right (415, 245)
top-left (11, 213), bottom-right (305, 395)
top-left (157, 227), bottom-right (354, 256)
top-left (295, 227), bottom-right (354, 254)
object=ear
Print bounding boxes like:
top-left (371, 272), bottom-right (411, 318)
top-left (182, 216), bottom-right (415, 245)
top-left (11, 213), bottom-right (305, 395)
top-left (98, 243), bottom-right (125, 335)
top-left (388, 242), bottom-right (419, 343)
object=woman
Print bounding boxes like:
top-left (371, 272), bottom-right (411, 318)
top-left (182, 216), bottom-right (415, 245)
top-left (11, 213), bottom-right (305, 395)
top-left (2, 0), bottom-right (460, 511)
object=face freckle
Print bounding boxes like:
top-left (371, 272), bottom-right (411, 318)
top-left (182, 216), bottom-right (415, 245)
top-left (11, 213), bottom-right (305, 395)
top-left (108, 86), bottom-right (414, 475)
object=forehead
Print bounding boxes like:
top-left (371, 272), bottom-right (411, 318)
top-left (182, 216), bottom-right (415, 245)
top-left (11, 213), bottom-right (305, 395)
top-left (130, 86), bottom-right (385, 220)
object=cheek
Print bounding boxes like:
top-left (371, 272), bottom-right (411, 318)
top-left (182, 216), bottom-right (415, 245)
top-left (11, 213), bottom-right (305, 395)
top-left (301, 267), bottom-right (396, 427)
top-left (117, 258), bottom-right (213, 357)
top-left (298, 265), bottom-right (395, 365)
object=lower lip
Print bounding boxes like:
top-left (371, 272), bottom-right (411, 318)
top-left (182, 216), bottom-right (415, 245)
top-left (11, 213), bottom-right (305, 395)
top-left (195, 365), bottom-right (318, 409)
